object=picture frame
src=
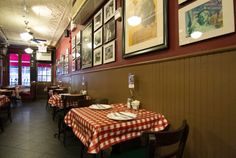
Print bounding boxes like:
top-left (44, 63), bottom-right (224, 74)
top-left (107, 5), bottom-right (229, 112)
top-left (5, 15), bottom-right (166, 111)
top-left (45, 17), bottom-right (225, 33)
top-left (94, 27), bottom-right (103, 49)
top-left (72, 36), bottom-right (76, 48)
top-left (93, 47), bottom-right (103, 66)
top-left (104, 18), bottom-right (115, 44)
top-left (76, 31), bottom-right (81, 44)
top-left (72, 47), bottom-right (76, 60)
top-left (72, 59), bottom-right (76, 72)
top-left (179, 0), bottom-right (235, 46)
top-left (123, 0), bottom-right (168, 58)
top-left (104, 0), bottom-right (116, 23)
top-left (103, 40), bottom-right (115, 64)
top-left (76, 58), bottom-right (81, 70)
top-left (81, 22), bottom-right (93, 69)
top-left (94, 9), bottom-right (103, 31)
top-left (178, 0), bottom-right (188, 5)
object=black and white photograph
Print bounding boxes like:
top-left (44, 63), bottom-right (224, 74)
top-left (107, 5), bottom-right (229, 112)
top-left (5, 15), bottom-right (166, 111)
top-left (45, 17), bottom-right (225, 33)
top-left (94, 27), bottom-right (103, 48)
top-left (104, 18), bottom-right (115, 43)
top-left (72, 36), bottom-right (76, 48)
top-left (76, 31), bottom-right (81, 44)
top-left (94, 9), bottom-right (103, 31)
top-left (72, 47), bottom-right (76, 60)
top-left (103, 40), bottom-right (115, 64)
top-left (104, 0), bottom-right (115, 23)
top-left (93, 47), bottom-right (102, 66)
top-left (81, 23), bottom-right (93, 69)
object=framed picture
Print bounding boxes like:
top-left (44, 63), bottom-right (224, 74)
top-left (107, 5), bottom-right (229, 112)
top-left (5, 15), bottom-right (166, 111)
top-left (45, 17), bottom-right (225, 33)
top-left (76, 58), bottom-right (81, 70)
top-left (93, 47), bottom-right (102, 66)
top-left (76, 31), bottom-right (81, 44)
top-left (72, 36), bottom-right (76, 48)
top-left (72, 48), bottom-right (76, 60)
top-left (179, 0), bottom-right (235, 46)
top-left (76, 45), bottom-right (81, 59)
top-left (104, 0), bottom-right (116, 23)
top-left (178, 0), bottom-right (188, 5)
top-left (72, 60), bottom-right (76, 72)
top-left (81, 22), bottom-right (93, 69)
top-left (104, 18), bottom-right (115, 43)
top-left (94, 9), bottom-right (103, 31)
top-left (103, 40), bottom-right (115, 64)
top-left (94, 28), bottom-right (103, 48)
top-left (123, 0), bottom-right (168, 58)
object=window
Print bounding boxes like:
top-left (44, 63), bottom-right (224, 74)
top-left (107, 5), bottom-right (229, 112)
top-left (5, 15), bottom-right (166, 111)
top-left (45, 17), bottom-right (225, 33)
top-left (9, 54), bottom-right (19, 86)
top-left (21, 54), bottom-right (31, 86)
top-left (37, 63), bottom-right (51, 82)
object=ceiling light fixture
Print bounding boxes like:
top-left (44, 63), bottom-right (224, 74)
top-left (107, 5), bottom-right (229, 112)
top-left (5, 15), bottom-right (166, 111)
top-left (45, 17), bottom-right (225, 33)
top-left (25, 47), bottom-right (33, 54)
top-left (20, 32), bottom-right (33, 41)
top-left (32, 5), bottom-right (52, 17)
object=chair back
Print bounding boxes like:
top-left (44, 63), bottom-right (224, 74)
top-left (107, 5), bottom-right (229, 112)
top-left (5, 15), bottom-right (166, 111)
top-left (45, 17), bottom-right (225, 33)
top-left (61, 95), bottom-right (87, 109)
top-left (144, 120), bottom-right (189, 158)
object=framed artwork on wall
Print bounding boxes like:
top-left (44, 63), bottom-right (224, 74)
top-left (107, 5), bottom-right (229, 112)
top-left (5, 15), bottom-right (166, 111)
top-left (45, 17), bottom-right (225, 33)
top-left (81, 22), bottom-right (93, 69)
top-left (104, 18), bottom-right (115, 44)
top-left (104, 0), bottom-right (116, 23)
top-left (72, 60), bottom-right (76, 71)
top-left (72, 36), bottom-right (76, 48)
top-left (178, 0), bottom-right (188, 5)
top-left (179, 0), bottom-right (235, 46)
top-left (122, 0), bottom-right (168, 58)
top-left (103, 40), bottom-right (115, 64)
top-left (94, 27), bottom-right (103, 49)
top-left (94, 9), bottom-right (103, 31)
top-left (76, 31), bottom-right (81, 44)
top-left (93, 47), bottom-right (103, 66)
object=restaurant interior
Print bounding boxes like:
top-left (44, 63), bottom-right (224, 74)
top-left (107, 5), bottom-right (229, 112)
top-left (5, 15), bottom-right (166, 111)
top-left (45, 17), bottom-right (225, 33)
top-left (0, 0), bottom-right (236, 158)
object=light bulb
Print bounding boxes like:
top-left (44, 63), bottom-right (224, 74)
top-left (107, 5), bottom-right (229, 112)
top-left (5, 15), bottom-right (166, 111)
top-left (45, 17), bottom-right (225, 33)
top-left (25, 47), bottom-right (33, 54)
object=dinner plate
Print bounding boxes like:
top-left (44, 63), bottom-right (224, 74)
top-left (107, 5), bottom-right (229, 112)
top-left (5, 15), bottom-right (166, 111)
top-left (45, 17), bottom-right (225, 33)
top-left (107, 112), bottom-right (137, 121)
top-left (89, 104), bottom-right (112, 110)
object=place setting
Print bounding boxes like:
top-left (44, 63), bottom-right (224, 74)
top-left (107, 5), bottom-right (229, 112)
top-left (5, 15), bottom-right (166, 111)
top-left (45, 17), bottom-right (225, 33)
top-left (88, 104), bottom-right (112, 110)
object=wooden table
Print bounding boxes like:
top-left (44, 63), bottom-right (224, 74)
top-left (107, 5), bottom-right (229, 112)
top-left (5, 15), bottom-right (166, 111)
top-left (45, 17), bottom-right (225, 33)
top-left (64, 103), bottom-right (168, 154)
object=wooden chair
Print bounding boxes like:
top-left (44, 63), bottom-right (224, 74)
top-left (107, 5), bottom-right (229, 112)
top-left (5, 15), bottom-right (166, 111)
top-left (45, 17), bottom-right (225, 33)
top-left (111, 120), bottom-right (189, 158)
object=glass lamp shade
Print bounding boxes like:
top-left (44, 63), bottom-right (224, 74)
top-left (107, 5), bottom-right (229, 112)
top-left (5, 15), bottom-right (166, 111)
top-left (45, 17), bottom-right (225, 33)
top-left (25, 47), bottom-right (33, 54)
top-left (20, 32), bottom-right (33, 41)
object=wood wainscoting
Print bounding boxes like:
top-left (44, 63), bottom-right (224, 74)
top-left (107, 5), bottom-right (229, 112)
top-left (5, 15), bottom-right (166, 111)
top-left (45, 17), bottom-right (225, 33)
top-left (60, 48), bottom-right (236, 158)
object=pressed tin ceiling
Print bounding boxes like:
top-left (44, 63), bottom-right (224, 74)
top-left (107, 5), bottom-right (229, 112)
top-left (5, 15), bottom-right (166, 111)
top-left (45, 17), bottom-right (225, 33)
top-left (0, 0), bottom-right (85, 47)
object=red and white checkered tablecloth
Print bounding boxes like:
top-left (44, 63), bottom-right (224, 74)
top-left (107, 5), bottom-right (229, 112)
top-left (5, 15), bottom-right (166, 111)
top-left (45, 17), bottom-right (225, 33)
top-left (64, 103), bottom-right (168, 154)
top-left (0, 95), bottom-right (10, 107)
top-left (48, 94), bottom-right (64, 108)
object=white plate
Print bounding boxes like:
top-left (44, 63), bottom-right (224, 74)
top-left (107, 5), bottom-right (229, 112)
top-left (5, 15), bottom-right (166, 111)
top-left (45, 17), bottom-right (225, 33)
top-left (89, 104), bottom-right (112, 110)
top-left (107, 112), bottom-right (137, 121)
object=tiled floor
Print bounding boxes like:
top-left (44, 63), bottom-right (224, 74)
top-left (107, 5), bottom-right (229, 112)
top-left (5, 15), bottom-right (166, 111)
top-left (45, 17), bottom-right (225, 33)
top-left (0, 99), bottom-right (95, 158)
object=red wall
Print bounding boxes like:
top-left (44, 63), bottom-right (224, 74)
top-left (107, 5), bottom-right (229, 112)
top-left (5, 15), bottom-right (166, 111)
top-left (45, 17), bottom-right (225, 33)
top-left (56, 0), bottom-right (236, 74)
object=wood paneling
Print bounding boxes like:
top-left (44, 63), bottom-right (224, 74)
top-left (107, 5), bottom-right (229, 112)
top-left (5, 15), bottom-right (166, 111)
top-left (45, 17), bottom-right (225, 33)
top-left (61, 49), bottom-right (236, 158)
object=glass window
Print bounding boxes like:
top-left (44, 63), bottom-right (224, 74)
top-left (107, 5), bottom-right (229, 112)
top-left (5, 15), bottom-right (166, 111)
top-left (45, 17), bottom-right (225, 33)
top-left (9, 54), bottom-right (19, 86)
top-left (21, 54), bottom-right (31, 86)
top-left (37, 63), bottom-right (51, 82)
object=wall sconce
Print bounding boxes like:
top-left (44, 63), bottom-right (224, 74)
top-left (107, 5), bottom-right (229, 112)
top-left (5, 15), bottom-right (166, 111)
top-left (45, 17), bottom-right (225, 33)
top-left (25, 47), bottom-right (33, 54)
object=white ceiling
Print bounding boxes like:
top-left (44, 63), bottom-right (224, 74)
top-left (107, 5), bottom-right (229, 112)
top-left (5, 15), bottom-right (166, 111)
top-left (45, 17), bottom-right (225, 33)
top-left (0, 0), bottom-right (83, 47)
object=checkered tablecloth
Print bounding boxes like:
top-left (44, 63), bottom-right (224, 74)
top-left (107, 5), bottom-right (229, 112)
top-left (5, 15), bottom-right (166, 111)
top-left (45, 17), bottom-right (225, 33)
top-left (48, 94), bottom-right (64, 108)
top-left (0, 95), bottom-right (10, 107)
top-left (64, 103), bottom-right (168, 154)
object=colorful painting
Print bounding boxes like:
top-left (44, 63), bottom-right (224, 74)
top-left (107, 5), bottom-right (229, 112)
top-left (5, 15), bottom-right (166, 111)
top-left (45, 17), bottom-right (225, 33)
top-left (179, 0), bottom-right (235, 45)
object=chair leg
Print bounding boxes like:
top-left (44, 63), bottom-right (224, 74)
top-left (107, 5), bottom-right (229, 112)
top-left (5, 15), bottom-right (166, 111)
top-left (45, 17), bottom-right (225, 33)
top-left (63, 125), bottom-right (66, 146)
top-left (7, 108), bottom-right (12, 123)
